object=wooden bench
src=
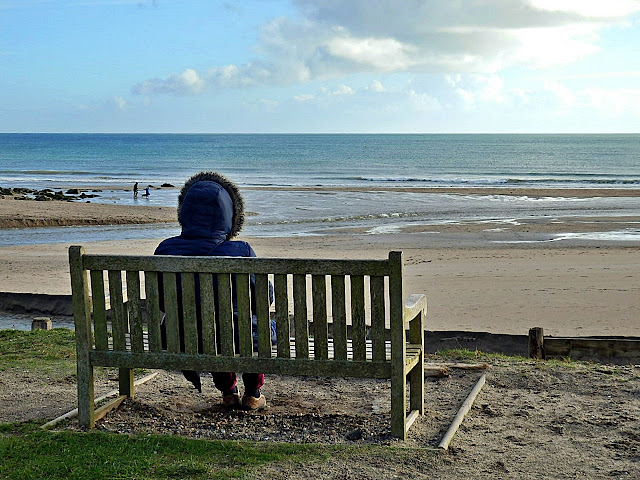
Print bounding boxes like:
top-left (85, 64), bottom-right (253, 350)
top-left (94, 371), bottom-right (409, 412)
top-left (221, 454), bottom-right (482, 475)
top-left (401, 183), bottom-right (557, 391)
top-left (69, 246), bottom-right (427, 439)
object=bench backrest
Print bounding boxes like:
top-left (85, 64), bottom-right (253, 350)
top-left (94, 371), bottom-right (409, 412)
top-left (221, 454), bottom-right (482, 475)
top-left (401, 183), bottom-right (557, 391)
top-left (70, 247), bottom-right (405, 373)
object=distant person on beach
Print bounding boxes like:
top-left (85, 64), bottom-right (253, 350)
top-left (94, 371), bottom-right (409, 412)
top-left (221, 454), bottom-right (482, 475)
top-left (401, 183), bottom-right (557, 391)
top-left (154, 171), bottom-right (275, 411)
top-left (133, 182), bottom-right (139, 198)
top-left (142, 185), bottom-right (150, 197)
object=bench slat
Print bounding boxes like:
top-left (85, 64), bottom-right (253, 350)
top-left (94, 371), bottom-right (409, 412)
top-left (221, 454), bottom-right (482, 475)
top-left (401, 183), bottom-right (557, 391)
top-left (126, 270), bottom-right (145, 353)
top-left (199, 273), bottom-right (217, 355)
top-left (108, 270), bottom-right (127, 352)
top-left (293, 274), bottom-right (309, 359)
top-left (90, 350), bottom-right (393, 379)
top-left (180, 272), bottom-right (199, 355)
top-left (144, 271), bottom-right (162, 352)
top-left (162, 272), bottom-right (180, 353)
top-left (331, 275), bottom-right (347, 360)
top-left (217, 274), bottom-right (235, 356)
top-left (236, 273), bottom-right (253, 356)
top-left (312, 275), bottom-right (328, 360)
top-left (255, 273), bottom-right (272, 358)
top-left (370, 275), bottom-right (386, 362)
top-left (83, 255), bottom-right (391, 277)
top-left (351, 275), bottom-right (366, 361)
top-left (274, 274), bottom-right (290, 358)
top-left (90, 270), bottom-right (108, 351)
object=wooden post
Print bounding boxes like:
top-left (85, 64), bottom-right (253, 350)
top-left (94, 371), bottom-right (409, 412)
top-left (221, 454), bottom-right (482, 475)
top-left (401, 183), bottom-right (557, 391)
top-left (528, 327), bottom-right (545, 359)
top-left (32, 317), bottom-right (52, 330)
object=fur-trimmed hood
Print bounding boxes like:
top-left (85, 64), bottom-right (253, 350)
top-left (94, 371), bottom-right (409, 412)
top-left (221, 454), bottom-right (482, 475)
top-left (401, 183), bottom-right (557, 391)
top-left (177, 171), bottom-right (245, 240)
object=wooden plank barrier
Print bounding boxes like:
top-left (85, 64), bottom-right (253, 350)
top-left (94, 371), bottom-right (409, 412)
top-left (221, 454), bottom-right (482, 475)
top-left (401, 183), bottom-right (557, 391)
top-left (528, 327), bottom-right (640, 361)
top-left (69, 246), bottom-right (427, 440)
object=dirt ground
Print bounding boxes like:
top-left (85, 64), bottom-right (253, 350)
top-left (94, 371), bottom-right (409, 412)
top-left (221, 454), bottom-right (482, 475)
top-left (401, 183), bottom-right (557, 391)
top-left (1, 357), bottom-right (639, 479)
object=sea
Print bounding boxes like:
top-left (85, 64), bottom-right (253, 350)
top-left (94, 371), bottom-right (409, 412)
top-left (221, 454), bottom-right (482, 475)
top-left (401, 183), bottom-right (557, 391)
top-left (1, 133), bottom-right (640, 247)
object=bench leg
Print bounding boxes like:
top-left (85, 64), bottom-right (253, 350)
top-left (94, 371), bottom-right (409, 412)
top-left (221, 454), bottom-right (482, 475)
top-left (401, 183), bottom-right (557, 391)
top-left (409, 349), bottom-right (424, 415)
top-left (119, 367), bottom-right (134, 398)
top-left (77, 364), bottom-right (95, 428)
top-left (390, 368), bottom-right (407, 440)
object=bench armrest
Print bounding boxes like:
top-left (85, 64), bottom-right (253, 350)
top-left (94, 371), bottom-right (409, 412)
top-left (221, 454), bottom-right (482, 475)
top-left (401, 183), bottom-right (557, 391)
top-left (404, 293), bottom-right (426, 357)
top-left (403, 294), bottom-right (427, 328)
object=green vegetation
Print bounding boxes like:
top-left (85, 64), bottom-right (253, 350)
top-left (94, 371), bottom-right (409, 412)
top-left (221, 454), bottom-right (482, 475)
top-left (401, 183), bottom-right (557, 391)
top-left (433, 348), bottom-right (632, 377)
top-left (0, 423), bottom-right (436, 480)
top-left (432, 348), bottom-right (527, 363)
top-left (0, 424), bottom-right (334, 480)
top-left (0, 329), bottom-right (76, 375)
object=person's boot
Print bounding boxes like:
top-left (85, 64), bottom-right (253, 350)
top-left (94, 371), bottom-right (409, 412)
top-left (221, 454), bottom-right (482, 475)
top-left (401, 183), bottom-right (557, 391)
top-left (222, 387), bottom-right (241, 410)
top-left (242, 393), bottom-right (267, 411)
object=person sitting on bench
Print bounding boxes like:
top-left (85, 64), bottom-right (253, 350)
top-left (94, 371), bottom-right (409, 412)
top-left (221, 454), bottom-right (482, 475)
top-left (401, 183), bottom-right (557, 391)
top-left (154, 171), bottom-right (274, 411)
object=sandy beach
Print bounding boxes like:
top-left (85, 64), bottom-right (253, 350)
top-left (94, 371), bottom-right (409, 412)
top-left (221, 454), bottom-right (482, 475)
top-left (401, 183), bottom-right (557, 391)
top-left (1, 192), bottom-right (639, 479)
top-left (1, 191), bottom-right (639, 338)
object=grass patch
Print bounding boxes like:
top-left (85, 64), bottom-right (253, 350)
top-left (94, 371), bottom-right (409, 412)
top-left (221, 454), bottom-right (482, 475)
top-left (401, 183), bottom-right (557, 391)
top-left (432, 348), bottom-right (527, 363)
top-left (0, 329), bottom-right (145, 385)
top-left (432, 348), bottom-right (628, 375)
top-left (0, 425), bottom-right (355, 480)
top-left (0, 424), bottom-right (438, 480)
top-left (0, 329), bottom-right (76, 375)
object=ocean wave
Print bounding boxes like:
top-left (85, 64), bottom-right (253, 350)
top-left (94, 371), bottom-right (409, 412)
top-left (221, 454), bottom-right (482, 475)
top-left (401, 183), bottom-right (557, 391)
top-left (252, 211), bottom-right (425, 226)
top-left (345, 175), bottom-right (640, 187)
top-left (344, 176), bottom-right (509, 185)
top-left (504, 177), bottom-right (640, 186)
top-left (0, 169), bottom-right (105, 176)
top-left (0, 174), bottom-right (165, 185)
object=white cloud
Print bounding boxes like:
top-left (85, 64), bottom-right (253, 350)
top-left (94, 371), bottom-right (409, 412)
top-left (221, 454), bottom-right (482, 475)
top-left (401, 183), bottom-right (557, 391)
top-left (448, 74), bottom-right (506, 109)
top-left (294, 93), bottom-right (315, 102)
top-left (543, 80), bottom-right (640, 116)
top-left (113, 96), bottom-right (127, 110)
top-left (132, 0), bottom-right (640, 95)
top-left (527, 0), bottom-right (640, 18)
top-left (324, 36), bottom-right (415, 70)
top-left (368, 80), bottom-right (385, 92)
top-left (132, 68), bottom-right (206, 95)
top-left (407, 89), bottom-right (442, 111)
top-left (511, 24), bottom-right (600, 68)
top-left (324, 84), bottom-right (354, 96)
top-left (294, 84), bottom-right (355, 103)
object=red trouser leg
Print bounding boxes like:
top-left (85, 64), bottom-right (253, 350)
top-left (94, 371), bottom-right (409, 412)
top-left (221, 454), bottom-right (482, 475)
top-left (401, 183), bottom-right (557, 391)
top-left (212, 372), bottom-right (264, 394)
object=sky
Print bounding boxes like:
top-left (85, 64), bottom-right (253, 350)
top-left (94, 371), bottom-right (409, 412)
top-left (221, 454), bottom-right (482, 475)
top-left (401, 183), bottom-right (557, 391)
top-left (1, 0), bottom-right (640, 133)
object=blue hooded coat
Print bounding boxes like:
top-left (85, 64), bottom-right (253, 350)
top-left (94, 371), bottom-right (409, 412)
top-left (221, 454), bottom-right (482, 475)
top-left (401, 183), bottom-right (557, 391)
top-left (155, 171), bottom-right (252, 258)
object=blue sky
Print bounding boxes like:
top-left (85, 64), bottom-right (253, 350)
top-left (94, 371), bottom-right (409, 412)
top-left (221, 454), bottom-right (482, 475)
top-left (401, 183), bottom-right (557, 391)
top-left (2, 0), bottom-right (640, 133)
